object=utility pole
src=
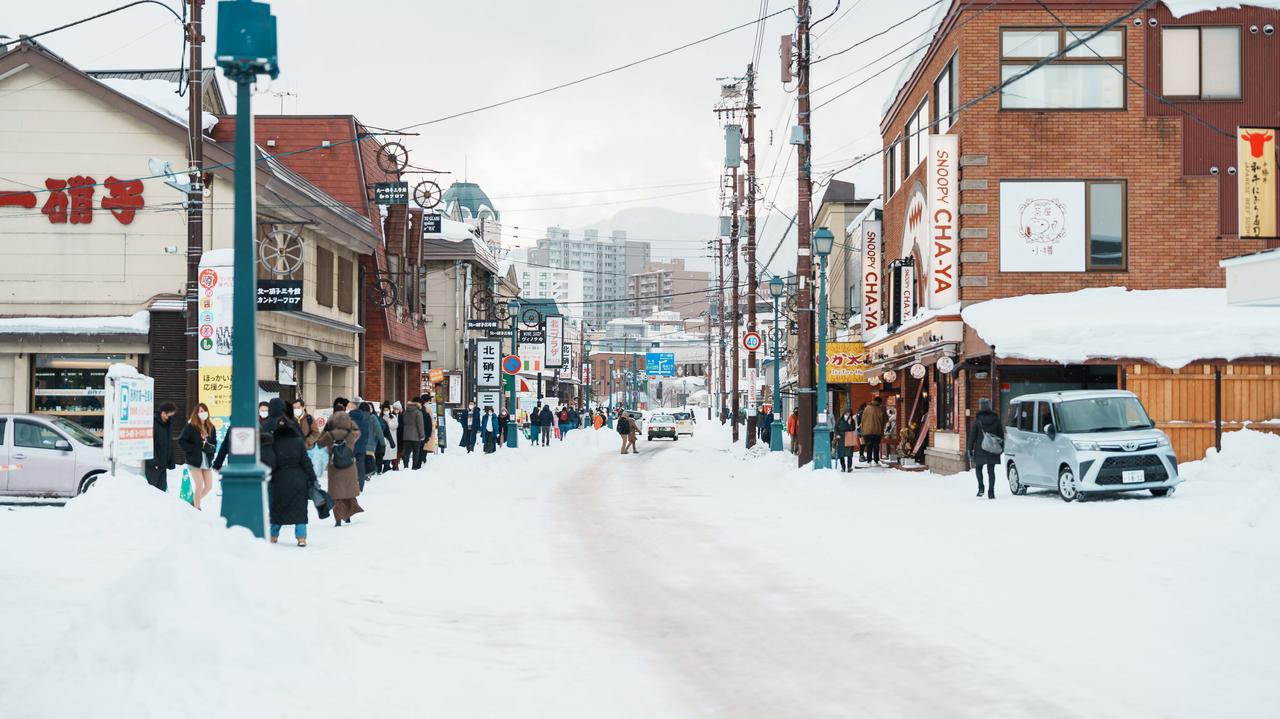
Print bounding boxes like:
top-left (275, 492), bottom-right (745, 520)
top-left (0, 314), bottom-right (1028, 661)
top-left (717, 224), bottom-right (727, 424)
top-left (793, 0), bottom-right (816, 466)
top-left (744, 62), bottom-right (759, 448)
top-left (184, 0), bottom-right (205, 418)
top-left (730, 167), bottom-right (741, 444)
top-left (705, 309), bottom-right (713, 420)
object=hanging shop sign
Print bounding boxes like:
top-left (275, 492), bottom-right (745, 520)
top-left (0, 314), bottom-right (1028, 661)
top-left (910, 362), bottom-right (927, 379)
top-left (428, 367), bottom-right (445, 384)
top-left (256, 280), bottom-right (303, 311)
top-left (447, 373), bottom-right (463, 404)
top-left (373, 182), bottom-right (409, 206)
top-left (883, 369), bottom-right (898, 383)
top-left (476, 340), bottom-right (502, 389)
top-left (999, 181), bottom-right (1086, 272)
top-left (0, 175), bottom-right (144, 225)
top-left (197, 254), bottom-right (234, 432)
top-left (422, 213), bottom-right (443, 235)
top-left (477, 390), bottom-right (502, 411)
top-left (822, 341), bottom-right (868, 384)
top-left (276, 360), bottom-right (297, 386)
top-left (927, 134), bottom-right (959, 307)
top-left (898, 260), bottom-right (917, 325)
top-left (1238, 127), bottom-right (1277, 239)
top-left (518, 329), bottom-right (545, 345)
top-left (466, 318), bottom-right (500, 330)
top-left (544, 315), bottom-right (565, 368)
top-left (518, 343), bottom-right (544, 373)
top-left (861, 219), bottom-right (881, 332)
top-left (937, 355), bottom-right (955, 374)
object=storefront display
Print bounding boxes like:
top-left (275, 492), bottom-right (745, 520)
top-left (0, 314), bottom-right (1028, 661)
top-left (31, 354), bottom-right (125, 437)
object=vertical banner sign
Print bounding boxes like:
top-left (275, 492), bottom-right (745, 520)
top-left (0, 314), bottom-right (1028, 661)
top-left (477, 340), bottom-right (502, 389)
top-left (927, 134), bottom-right (959, 307)
top-left (1238, 127), bottom-right (1277, 239)
top-left (197, 252), bottom-right (234, 432)
top-left (899, 262), bottom-right (916, 324)
top-left (544, 315), bottom-right (565, 368)
top-left (861, 219), bottom-right (881, 334)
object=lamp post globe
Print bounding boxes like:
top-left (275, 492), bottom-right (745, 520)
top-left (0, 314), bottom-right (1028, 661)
top-left (812, 228), bottom-right (834, 470)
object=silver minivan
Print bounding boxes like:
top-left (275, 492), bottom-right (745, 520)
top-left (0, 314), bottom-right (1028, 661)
top-left (0, 414), bottom-right (111, 497)
top-left (1003, 390), bottom-right (1180, 502)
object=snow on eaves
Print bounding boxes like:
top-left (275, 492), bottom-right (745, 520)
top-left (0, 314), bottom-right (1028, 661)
top-left (845, 198), bottom-right (883, 236)
top-left (1164, 1), bottom-right (1280, 18)
top-left (96, 77), bottom-right (218, 133)
top-left (880, 0), bottom-right (952, 116)
top-left (962, 287), bottom-right (1280, 369)
top-left (0, 311), bottom-right (150, 336)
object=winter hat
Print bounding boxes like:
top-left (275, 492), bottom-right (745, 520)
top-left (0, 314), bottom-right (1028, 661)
top-left (392, 401), bottom-right (403, 411)
top-left (979, 398), bottom-right (992, 411)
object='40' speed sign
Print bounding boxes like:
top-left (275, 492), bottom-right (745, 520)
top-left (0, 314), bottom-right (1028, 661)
top-left (741, 331), bottom-right (762, 352)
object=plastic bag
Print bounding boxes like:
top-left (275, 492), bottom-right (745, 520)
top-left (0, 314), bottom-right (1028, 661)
top-left (179, 466), bottom-right (194, 505)
top-left (307, 446), bottom-right (328, 480)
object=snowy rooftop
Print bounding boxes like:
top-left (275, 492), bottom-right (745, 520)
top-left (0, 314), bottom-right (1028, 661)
top-left (1165, 1), bottom-right (1280, 18)
top-left (962, 287), bottom-right (1280, 368)
top-left (0, 311), bottom-right (150, 336)
top-left (95, 77), bottom-right (219, 132)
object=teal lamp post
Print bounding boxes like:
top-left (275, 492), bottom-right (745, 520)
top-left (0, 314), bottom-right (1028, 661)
top-left (584, 340), bottom-right (593, 412)
top-left (769, 275), bottom-right (785, 452)
top-left (215, 0), bottom-right (278, 537)
top-left (607, 358), bottom-right (615, 428)
top-left (506, 299), bottom-right (520, 448)
top-left (812, 227), bottom-right (835, 470)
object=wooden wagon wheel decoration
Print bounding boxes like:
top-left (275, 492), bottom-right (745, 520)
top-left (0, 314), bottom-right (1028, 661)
top-left (413, 180), bottom-right (443, 209)
top-left (368, 277), bottom-right (398, 308)
top-left (493, 300), bottom-right (512, 322)
top-left (257, 229), bottom-right (305, 276)
top-left (376, 142), bottom-right (410, 174)
top-left (521, 307), bottom-right (542, 328)
top-left (470, 288), bottom-right (494, 314)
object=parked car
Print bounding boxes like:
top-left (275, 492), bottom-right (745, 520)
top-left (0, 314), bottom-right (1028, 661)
top-left (647, 413), bottom-right (679, 441)
top-left (1003, 390), bottom-right (1180, 502)
top-left (0, 413), bottom-right (112, 497)
top-left (671, 410), bottom-right (696, 436)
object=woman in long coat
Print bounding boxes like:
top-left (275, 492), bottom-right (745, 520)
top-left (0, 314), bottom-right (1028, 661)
top-left (262, 398), bottom-right (315, 546)
top-left (834, 410), bottom-right (856, 473)
top-left (318, 410), bottom-right (363, 525)
top-left (968, 398), bottom-right (1005, 499)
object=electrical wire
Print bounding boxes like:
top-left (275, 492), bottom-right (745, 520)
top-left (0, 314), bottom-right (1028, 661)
top-left (0, 1), bottom-right (182, 48)
top-left (813, 0), bottom-right (944, 65)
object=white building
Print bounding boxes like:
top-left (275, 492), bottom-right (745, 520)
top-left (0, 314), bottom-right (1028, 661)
top-left (528, 227), bottom-right (650, 330)
top-left (514, 266), bottom-right (585, 324)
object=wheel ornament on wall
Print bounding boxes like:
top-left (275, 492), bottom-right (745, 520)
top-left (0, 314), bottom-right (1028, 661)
top-left (413, 180), bottom-right (443, 209)
top-left (377, 142), bottom-right (410, 174)
top-left (257, 229), bottom-right (304, 276)
top-left (521, 307), bottom-right (542, 328)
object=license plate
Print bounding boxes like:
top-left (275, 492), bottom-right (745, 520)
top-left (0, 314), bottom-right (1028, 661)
top-left (1122, 469), bottom-right (1145, 484)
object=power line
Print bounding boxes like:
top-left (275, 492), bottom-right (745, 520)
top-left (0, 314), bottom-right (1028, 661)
top-left (0, 1), bottom-right (182, 49)
top-left (813, 0), bottom-right (944, 65)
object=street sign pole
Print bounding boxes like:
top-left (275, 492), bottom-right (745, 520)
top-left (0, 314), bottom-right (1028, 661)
top-left (506, 300), bottom-right (519, 448)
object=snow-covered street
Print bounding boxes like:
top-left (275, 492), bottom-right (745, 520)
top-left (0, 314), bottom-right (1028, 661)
top-left (3, 424), bottom-right (1279, 719)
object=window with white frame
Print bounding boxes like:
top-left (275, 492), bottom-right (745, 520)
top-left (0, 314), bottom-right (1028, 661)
top-left (885, 137), bottom-right (900, 198)
top-left (905, 100), bottom-right (929, 173)
top-left (933, 54), bottom-right (957, 132)
top-left (1000, 27), bottom-right (1125, 109)
top-left (1161, 26), bottom-right (1241, 100)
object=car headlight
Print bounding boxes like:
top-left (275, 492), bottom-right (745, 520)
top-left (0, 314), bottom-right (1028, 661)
top-left (1155, 435), bottom-right (1170, 447)
top-left (1072, 440), bottom-right (1100, 451)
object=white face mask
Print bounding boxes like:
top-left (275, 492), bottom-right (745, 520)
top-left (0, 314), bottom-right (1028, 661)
top-left (259, 409), bottom-right (270, 419)
top-left (293, 408), bottom-right (304, 417)
top-left (197, 411), bottom-right (209, 421)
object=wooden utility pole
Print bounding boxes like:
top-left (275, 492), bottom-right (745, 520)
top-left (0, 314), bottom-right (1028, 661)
top-left (744, 63), bottom-right (759, 448)
top-left (717, 224), bottom-right (727, 423)
top-left (794, 0), bottom-right (816, 466)
top-left (730, 166), bottom-right (741, 444)
top-left (184, 0), bottom-right (205, 416)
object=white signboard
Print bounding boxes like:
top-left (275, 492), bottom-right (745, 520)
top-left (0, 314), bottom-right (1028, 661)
top-left (927, 134), bottom-right (959, 307)
top-left (447, 373), bottom-right (463, 405)
top-left (476, 340), bottom-right (502, 389)
top-left (544, 315), bottom-right (564, 368)
top-left (1000, 181), bottom-right (1086, 272)
top-left (518, 343), bottom-right (544, 373)
top-left (197, 252), bottom-right (235, 432)
top-left (899, 264), bottom-right (917, 323)
top-left (103, 368), bottom-right (155, 466)
top-left (861, 219), bottom-right (881, 333)
top-left (477, 390), bottom-right (502, 411)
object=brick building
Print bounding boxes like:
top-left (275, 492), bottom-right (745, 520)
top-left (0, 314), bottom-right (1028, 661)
top-left (862, 0), bottom-right (1280, 472)
top-left (627, 259), bottom-right (712, 317)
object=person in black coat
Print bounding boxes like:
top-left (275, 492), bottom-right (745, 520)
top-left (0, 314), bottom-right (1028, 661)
top-left (213, 401), bottom-right (271, 471)
top-left (177, 403), bottom-right (219, 509)
top-left (262, 397), bottom-right (316, 546)
top-left (968, 398), bottom-right (1005, 499)
top-left (460, 402), bottom-right (481, 453)
top-left (834, 410), bottom-right (856, 473)
top-left (481, 407), bottom-right (500, 454)
top-left (420, 398), bottom-right (434, 461)
top-left (145, 402), bottom-right (178, 491)
top-left (538, 404), bottom-right (554, 446)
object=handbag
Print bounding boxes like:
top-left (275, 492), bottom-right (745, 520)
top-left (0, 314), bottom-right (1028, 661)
top-left (980, 431), bottom-right (1004, 454)
top-left (843, 431), bottom-right (858, 448)
top-left (309, 478), bottom-right (334, 520)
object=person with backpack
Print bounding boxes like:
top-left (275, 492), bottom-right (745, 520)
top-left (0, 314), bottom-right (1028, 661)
top-left (860, 396), bottom-right (888, 466)
top-left (968, 398), bottom-right (1005, 499)
top-left (557, 406), bottom-right (571, 441)
top-left (538, 404), bottom-right (554, 447)
top-left (616, 409), bottom-right (633, 455)
top-left (318, 410), bottom-right (363, 525)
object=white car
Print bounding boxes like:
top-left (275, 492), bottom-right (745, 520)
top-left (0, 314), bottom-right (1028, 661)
top-left (1003, 390), bottom-right (1181, 502)
top-left (0, 414), bottom-right (112, 497)
top-left (646, 413), bottom-right (679, 441)
top-left (671, 410), bottom-right (695, 436)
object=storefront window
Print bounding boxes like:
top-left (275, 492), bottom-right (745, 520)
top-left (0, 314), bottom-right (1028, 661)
top-left (32, 354), bottom-right (124, 437)
top-left (935, 367), bottom-right (955, 430)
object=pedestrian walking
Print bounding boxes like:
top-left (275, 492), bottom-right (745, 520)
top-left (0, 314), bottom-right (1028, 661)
top-left (860, 396), bottom-right (888, 466)
top-left (569, 406), bottom-right (580, 432)
top-left (786, 408), bottom-right (799, 455)
top-left (497, 407), bottom-right (510, 448)
top-left (968, 398), bottom-right (1005, 499)
top-left (145, 402), bottom-right (177, 491)
top-left (402, 398), bottom-right (425, 468)
top-left (557, 406), bottom-right (570, 440)
top-left (721, 405), bottom-right (729, 425)
top-left (318, 410), bottom-right (363, 524)
top-left (177, 403), bottom-right (218, 508)
top-left (616, 410), bottom-right (632, 454)
top-left (757, 407), bottom-right (772, 444)
top-left (538, 404), bottom-right (554, 446)
top-left (261, 398), bottom-right (314, 546)
top-left (293, 400), bottom-right (321, 448)
top-left (528, 404), bottom-right (540, 444)
top-left (461, 401), bottom-right (481, 453)
top-left (854, 402), bottom-right (868, 463)
top-left (834, 410), bottom-right (857, 473)
top-left (347, 400), bottom-right (376, 490)
top-left (592, 410), bottom-right (604, 430)
top-left (481, 406), bottom-right (500, 453)
top-left (383, 401), bottom-right (400, 472)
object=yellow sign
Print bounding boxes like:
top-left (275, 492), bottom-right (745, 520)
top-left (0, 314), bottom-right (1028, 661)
top-left (1238, 127), bottom-right (1277, 239)
top-left (822, 341), bottom-right (869, 384)
top-left (199, 367), bottom-right (233, 433)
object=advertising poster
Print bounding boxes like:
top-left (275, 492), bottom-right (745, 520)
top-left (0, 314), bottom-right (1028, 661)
top-left (999, 181), bottom-right (1086, 272)
top-left (197, 252), bottom-right (234, 432)
top-left (927, 134), bottom-right (959, 306)
top-left (822, 342), bottom-right (869, 384)
top-left (103, 369), bottom-right (155, 465)
top-left (1238, 127), bottom-right (1277, 239)
top-left (544, 315), bottom-right (564, 368)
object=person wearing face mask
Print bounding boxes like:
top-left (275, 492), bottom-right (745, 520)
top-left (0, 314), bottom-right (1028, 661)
top-left (261, 398), bottom-right (315, 546)
top-left (293, 399), bottom-right (320, 448)
top-left (402, 398), bottom-right (425, 468)
top-left (374, 404), bottom-right (394, 475)
top-left (178, 403), bottom-right (219, 509)
top-left (213, 401), bottom-right (271, 471)
top-left (383, 401), bottom-right (400, 472)
top-left (461, 401), bottom-right (481, 454)
top-left (145, 402), bottom-right (178, 491)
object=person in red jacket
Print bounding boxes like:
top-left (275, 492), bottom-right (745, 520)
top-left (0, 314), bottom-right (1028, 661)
top-left (785, 408), bottom-right (799, 455)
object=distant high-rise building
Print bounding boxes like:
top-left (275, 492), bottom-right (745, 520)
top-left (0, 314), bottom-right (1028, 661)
top-left (529, 227), bottom-right (650, 329)
top-left (628, 259), bottom-right (711, 318)
top-left (515, 266), bottom-right (584, 324)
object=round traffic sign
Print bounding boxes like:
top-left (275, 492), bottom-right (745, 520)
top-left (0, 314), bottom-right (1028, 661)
top-left (502, 354), bottom-right (522, 375)
top-left (742, 331), bottom-right (762, 352)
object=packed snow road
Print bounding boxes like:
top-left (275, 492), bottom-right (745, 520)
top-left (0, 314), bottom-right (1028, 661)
top-left (2, 423), bottom-right (1277, 719)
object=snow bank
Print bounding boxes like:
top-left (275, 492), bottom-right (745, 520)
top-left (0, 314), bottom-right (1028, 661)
top-left (0, 311), bottom-right (149, 335)
top-left (1165, 1), bottom-right (1280, 18)
top-left (1178, 429), bottom-right (1280, 529)
top-left (962, 287), bottom-right (1280, 368)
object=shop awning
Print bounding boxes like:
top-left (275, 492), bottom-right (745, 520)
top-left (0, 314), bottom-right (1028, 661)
top-left (258, 380), bottom-right (293, 393)
top-left (318, 350), bottom-right (358, 367)
top-left (274, 343), bottom-right (323, 363)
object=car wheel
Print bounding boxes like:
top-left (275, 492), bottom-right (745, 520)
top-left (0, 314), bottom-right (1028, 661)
top-left (1007, 463), bottom-right (1027, 496)
top-left (78, 472), bottom-right (102, 495)
top-left (1150, 487), bottom-right (1174, 497)
top-left (673, 435), bottom-right (679, 441)
top-left (1057, 466), bottom-right (1080, 502)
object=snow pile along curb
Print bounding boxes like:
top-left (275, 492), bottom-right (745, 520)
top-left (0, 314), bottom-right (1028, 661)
top-left (1178, 429), bottom-right (1280, 529)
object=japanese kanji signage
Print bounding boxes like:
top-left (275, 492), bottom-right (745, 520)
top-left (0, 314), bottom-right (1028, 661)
top-left (373, 182), bottom-right (409, 206)
top-left (476, 340), bottom-right (502, 389)
top-left (543, 315), bottom-right (564, 368)
top-left (466, 319), bottom-right (500, 330)
top-left (1238, 127), bottom-right (1277, 239)
top-left (0, 175), bottom-right (144, 224)
top-left (999, 181), bottom-right (1086, 272)
top-left (197, 254), bottom-right (234, 432)
top-left (822, 341), bottom-right (868, 384)
top-left (256, 280), bottom-right (303, 311)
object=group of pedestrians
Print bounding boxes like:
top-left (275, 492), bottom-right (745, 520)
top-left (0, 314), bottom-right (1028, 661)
top-left (615, 408), bottom-right (639, 454)
top-left (524, 402), bottom-right (587, 446)
top-left (457, 402), bottom-right (508, 453)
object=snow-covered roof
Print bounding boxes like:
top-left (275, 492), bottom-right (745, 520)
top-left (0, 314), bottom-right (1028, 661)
top-left (423, 216), bottom-right (479, 243)
top-left (845, 198), bottom-right (883, 236)
top-left (880, 0), bottom-right (951, 116)
top-left (962, 287), bottom-right (1280, 368)
top-left (863, 301), bottom-right (961, 345)
top-left (96, 77), bottom-right (218, 132)
top-left (1164, 1), bottom-right (1280, 18)
top-left (0, 311), bottom-right (149, 336)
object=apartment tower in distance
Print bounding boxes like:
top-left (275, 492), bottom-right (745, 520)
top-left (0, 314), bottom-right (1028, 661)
top-left (529, 228), bottom-right (650, 329)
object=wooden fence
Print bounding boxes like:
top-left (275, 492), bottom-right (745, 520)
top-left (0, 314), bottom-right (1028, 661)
top-left (1126, 362), bottom-right (1280, 462)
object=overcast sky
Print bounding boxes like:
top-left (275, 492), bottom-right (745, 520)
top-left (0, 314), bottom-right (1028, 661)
top-left (6, 0), bottom-right (936, 263)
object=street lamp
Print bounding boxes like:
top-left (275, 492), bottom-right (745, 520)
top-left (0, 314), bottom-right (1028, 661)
top-left (506, 298), bottom-right (519, 448)
top-left (607, 358), bottom-right (615, 428)
top-left (812, 227), bottom-right (835, 470)
top-left (215, 0), bottom-right (279, 538)
top-left (768, 275), bottom-right (785, 452)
